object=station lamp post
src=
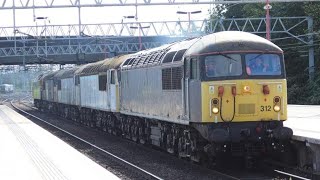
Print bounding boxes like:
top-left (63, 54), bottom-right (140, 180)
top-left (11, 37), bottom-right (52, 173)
top-left (13, 30), bottom-right (35, 70)
top-left (123, 16), bottom-right (135, 20)
top-left (176, 10), bottom-right (202, 34)
top-left (264, 0), bottom-right (272, 41)
top-left (35, 16), bottom-right (50, 59)
top-left (120, 15), bottom-right (136, 35)
top-left (130, 24), bottom-right (150, 51)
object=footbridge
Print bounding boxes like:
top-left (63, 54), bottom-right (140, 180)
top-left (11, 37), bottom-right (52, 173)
top-left (0, 17), bottom-right (314, 66)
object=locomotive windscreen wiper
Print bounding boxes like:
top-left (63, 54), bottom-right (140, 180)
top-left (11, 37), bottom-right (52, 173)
top-left (247, 52), bottom-right (268, 62)
top-left (218, 53), bottom-right (241, 75)
top-left (218, 53), bottom-right (238, 62)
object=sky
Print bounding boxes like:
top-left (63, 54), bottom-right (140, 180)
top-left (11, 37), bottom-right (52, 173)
top-left (0, 4), bottom-right (213, 27)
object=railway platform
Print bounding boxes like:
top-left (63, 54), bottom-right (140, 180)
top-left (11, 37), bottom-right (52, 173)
top-left (0, 105), bottom-right (119, 180)
top-left (285, 105), bottom-right (320, 174)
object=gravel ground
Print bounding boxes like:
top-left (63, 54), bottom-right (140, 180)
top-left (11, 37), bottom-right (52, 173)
top-left (13, 102), bottom-right (232, 180)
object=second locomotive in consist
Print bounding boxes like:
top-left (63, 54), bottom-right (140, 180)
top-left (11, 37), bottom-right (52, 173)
top-left (33, 31), bottom-right (293, 166)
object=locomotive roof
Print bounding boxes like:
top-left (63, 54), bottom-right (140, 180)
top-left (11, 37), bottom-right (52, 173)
top-left (36, 74), bottom-right (44, 80)
top-left (185, 31), bottom-right (282, 56)
top-left (121, 40), bottom-right (198, 69)
top-left (75, 60), bottom-right (106, 75)
top-left (102, 54), bottom-right (129, 69)
top-left (40, 71), bottom-right (59, 81)
top-left (54, 67), bottom-right (79, 79)
top-left (75, 55), bottom-right (130, 75)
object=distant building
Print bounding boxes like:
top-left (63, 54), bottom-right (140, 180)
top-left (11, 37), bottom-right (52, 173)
top-left (0, 84), bottom-right (14, 93)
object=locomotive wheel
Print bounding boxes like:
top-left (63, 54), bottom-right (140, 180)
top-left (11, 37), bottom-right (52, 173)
top-left (280, 143), bottom-right (297, 166)
top-left (63, 107), bottom-right (67, 118)
top-left (107, 115), bottom-right (112, 134)
top-left (90, 113), bottom-right (96, 128)
top-left (102, 119), bottom-right (107, 132)
top-left (244, 155), bottom-right (254, 169)
top-left (120, 117), bottom-right (125, 137)
top-left (131, 120), bottom-right (136, 141)
top-left (126, 117), bottom-right (132, 140)
top-left (178, 137), bottom-right (186, 159)
top-left (131, 120), bottom-right (138, 142)
top-left (138, 126), bottom-right (145, 144)
top-left (166, 133), bottom-right (174, 154)
top-left (138, 121), bottom-right (146, 144)
top-left (96, 112), bottom-right (102, 129)
top-left (190, 138), bottom-right (200, 163)
top-left (110, 116), bottom-right (117, 136)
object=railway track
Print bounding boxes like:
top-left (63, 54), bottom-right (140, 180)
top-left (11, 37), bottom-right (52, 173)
top-left (263, 159), bottom-right (314, 180)
top-left (10, 99), bottom-right (313, 180)
top-left (274, 170), bottom-right (311, 180)
top-left (0, 98), bottom-right (8, 104)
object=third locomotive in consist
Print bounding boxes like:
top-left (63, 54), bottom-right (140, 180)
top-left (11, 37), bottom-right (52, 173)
top-left (33, 31), bottom-right (293, 166)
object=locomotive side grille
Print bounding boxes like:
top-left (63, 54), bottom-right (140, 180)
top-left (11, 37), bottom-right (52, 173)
top-left (238, 104), bottom-right (255, 114)
top-left (171, 67), bottom-right (182, 89)
top-left (162, 68), bottom-right (172, 90)
top-left (162, 67), bottom-right (182, 90)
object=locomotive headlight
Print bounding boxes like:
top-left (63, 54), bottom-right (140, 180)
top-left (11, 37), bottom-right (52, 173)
top-left (212, 107), bottom-right (219, 114)
top-left (273, 105), bottom-right (281, 112)
top-left (243, 85), bottom-right (250, 92)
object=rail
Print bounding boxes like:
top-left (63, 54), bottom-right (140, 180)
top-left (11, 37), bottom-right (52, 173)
top-left (274, 169), bottom-right (311, 180)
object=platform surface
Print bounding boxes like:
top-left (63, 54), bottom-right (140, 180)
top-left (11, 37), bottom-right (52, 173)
top-left (0, 105), bottom-right (119, 180)
top-left (285, 105), bottom-right (320, 143)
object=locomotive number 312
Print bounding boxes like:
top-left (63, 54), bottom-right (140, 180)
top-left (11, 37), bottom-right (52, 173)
top-left (260, 105), bottom-right (271, 112)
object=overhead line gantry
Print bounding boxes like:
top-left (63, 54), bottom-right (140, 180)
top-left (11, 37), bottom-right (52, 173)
top-left (0, 0), bottom-right (317, 79)
top-left (0, 0), bottom-right (319, 9)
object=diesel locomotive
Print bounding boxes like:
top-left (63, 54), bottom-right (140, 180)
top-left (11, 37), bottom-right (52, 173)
top-left (33, 31), bottom-right (293, 166)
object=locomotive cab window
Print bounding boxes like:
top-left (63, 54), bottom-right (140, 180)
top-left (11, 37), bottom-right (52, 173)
top-left (173, 49), bottom-right (187, 62)
top-left (191, 58), bottom-right (199, 80)
top-left (42, 82), bottom-right (46, 90)
top-left (110, 71), bottom-right (115, 84)
top-left (75, 76), bottom-right (80, 85)
top-left (123, 58), bottom-right (132, 66)
top-left (57, 80), bottom-right (61, 90)
top-left (162, 51), bottom-right (177, 63)
top-left (245, 54), bottom-right (282, 76)
top-left (98, 74), bottom-right (107, 91)
top-left (204, 54), bottom-right (242, 78)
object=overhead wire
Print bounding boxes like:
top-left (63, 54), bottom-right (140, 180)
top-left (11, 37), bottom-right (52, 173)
top-left (271, 33), bottom-right (320, 50)
top-left (281, 43), bottom-right (320, 50)
top-left (271, 32), bottom-right (320, 42)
